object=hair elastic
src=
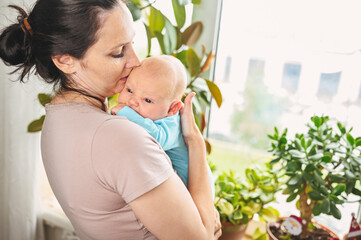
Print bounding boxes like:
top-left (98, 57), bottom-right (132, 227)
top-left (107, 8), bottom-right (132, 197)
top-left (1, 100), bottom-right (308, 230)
top-left (21, 17), bottom-right (33, 35)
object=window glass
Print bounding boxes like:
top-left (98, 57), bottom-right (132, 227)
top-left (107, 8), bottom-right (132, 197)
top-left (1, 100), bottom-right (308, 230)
top-left (208, 0), bottom-right (361, 237)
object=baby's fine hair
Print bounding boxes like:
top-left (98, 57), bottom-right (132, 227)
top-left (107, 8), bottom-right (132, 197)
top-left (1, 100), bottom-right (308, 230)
top-left (142, 55), bottom-right (187, 100)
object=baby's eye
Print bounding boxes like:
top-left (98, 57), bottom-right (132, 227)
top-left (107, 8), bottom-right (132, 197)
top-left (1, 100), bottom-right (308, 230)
top-left (144, 98), bottom-right (152, 103)
top-left (127, 88), bottom-right (133, 94)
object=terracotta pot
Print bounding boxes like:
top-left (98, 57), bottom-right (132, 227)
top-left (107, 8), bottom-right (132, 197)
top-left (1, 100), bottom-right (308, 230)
top-left (220, 222), bottom-right (247, 240)
top-left (267, 217), bottom-right (340, 240)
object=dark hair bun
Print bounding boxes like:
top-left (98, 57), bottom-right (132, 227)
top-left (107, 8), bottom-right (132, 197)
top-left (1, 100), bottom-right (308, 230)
top-left (0, 23), bottom-right (28, 66)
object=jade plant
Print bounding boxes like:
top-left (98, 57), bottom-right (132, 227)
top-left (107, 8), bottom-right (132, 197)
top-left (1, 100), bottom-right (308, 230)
top-left (214, 165), bottom-right (280, 226)
top-left (268, 115), bottom-right (361, 237)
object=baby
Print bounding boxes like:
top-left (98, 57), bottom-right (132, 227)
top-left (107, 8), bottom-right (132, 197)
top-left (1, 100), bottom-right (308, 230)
top-left (112, 55), bottom-right (214, 194)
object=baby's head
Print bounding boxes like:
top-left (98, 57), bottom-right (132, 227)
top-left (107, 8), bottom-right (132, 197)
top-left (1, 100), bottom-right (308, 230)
top-left (118, 55), bottom-right (187, 121)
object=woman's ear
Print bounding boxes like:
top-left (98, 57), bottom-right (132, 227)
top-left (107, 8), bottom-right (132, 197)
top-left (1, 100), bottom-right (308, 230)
top-left (167, 100), bottom-right (183, 117)
top-left (51, 54), bottom-right (78, 74)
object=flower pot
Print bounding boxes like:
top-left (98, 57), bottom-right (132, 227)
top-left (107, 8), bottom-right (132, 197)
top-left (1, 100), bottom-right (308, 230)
top-left (267, 217), bottom-right (340, 240)
top-left (220, 222), bottom-right (247, 240)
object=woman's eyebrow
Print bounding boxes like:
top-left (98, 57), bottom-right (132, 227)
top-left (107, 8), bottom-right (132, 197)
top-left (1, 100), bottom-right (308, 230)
top-left (110, 42), bottom-right (127, 51)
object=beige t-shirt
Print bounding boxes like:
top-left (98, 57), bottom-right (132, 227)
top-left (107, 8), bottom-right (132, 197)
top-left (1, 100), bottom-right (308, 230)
top-left (41, 102), bottom-right (174, 240)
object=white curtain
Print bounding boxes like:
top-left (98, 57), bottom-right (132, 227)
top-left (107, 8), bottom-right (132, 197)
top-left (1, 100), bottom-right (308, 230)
top-left (0, 1), bottom-right (45, 239)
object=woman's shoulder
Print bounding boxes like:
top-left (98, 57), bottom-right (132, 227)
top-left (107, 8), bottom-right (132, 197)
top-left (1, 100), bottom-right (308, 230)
top-left (96, 115), bottom-right (158, 148)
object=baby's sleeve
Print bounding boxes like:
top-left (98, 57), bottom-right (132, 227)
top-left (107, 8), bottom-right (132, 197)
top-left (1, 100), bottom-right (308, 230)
top-left (116, 106), bottom-right (179, 151)
top-left (91, 118), bottom-right (175, 203)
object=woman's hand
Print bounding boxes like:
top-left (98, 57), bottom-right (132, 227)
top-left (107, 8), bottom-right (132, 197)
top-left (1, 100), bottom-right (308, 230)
top-left (214, 208), bottom-right (222, 239)
top-left (179, 92), bottom-right (202, 143)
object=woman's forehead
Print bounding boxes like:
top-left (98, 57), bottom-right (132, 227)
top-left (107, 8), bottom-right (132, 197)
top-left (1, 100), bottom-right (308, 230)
top-left (95, 5), bottom-right (135, 50)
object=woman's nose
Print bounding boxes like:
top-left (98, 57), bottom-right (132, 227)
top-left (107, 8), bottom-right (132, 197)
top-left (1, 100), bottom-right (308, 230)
top-left (125, 46), bottom-right (140, 69)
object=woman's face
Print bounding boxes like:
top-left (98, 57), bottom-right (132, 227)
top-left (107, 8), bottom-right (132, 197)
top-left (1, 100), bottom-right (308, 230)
top-left (72, 3), bottom-right (140, 100)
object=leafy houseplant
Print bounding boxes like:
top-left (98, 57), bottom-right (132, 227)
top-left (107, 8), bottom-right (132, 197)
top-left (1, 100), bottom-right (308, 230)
top-left (214, 166), bottom-right (280, 239)
top-left (267, 115), bottom-right (361, 239)
top-left (28, 0), bottom-right (223, 146)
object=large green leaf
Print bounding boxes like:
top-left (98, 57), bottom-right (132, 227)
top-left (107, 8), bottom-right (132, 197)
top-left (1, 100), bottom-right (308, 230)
top-left (204, 79), bottom-right (222, 108)
top-left (192, 0), bottom-right (202, 4)
top-left (143, 24), bottom-right (152, 57)
top-left (175, 50), bottom-right (188, 67)
top-left (28, 115), bottom-right (45, 133)
top-left (183, 21), bottom-right (203, 46)
top-left (172, 0), bottom-right (186, 28)
top-left (38, 93), bottom-right (52, 107)
top-left (126, 1), bottom-right (142, 21)
top-left (154, 31), bottom-right (166, 54)
top-left (186, 48), bottom-right (201, 77)
top-left (162, 17), bottom-right (177, 54)
top-left (149, 6), bottom-right (165, 37)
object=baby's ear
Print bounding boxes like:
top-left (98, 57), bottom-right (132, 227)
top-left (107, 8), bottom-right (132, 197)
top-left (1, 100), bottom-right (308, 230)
top-left (167, 100), bottom-right (183, 117)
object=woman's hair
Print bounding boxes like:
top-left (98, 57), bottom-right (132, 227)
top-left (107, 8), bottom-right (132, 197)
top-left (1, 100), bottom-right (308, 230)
top-left (0, 0), bottom-right (121, 107)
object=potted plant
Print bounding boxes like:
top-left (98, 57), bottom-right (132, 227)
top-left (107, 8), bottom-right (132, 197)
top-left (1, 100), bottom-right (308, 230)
top-left (214, 165), bottom-right (280, 240)
top-left (267, 115), bottom-right (361, 239)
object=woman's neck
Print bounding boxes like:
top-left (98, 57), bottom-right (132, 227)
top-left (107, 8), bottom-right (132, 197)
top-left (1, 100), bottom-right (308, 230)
top-left (51, 89), bottom-right (107, 112)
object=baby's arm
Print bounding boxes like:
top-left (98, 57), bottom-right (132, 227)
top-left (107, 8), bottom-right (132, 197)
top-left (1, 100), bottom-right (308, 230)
top-left (116, 106), bottom-right (179, 151)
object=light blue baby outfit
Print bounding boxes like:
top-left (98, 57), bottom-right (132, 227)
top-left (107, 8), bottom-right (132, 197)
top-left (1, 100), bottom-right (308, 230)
top-left (116, 106), bottom-right (214, 196)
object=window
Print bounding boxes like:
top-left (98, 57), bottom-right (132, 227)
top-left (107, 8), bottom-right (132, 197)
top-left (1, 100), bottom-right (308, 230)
top-left (282, 63), bottom-right (301, 94)
top-left (208, 0), bottom-right (361, 237)
top-left (317, 71), bottom-right (341, 100)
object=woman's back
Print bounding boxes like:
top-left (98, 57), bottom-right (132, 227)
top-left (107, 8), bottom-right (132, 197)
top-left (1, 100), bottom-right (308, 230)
top-left (41, 102), bottom-right (173, 240)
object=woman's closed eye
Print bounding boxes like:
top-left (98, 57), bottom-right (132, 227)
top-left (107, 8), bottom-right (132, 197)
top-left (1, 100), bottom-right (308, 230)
top-left (112, 52), bottom-right (124, 58)
top-left (111, 46), bottom-right (125, 58)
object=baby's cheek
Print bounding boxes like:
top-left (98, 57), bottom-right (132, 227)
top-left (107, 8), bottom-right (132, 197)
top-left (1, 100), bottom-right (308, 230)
top-left (117, 91), bottom-right (128, 103)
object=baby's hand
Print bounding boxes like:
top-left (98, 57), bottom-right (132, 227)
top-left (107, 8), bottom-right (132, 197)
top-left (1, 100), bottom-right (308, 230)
top-left (111, 103), bottom-right (127, 115)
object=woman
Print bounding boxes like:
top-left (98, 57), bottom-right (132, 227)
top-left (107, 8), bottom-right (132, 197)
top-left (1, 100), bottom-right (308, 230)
top-left (0, 0), bottom-right (221, 239)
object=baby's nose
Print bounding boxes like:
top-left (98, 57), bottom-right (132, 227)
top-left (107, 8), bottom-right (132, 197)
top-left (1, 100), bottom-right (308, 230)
top-left (128, 96), bottom-right (139, 107)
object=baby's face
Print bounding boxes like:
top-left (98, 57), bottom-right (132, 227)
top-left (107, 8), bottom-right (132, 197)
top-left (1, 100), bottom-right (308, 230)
top-left (117, 65), bottom-right (174, 121)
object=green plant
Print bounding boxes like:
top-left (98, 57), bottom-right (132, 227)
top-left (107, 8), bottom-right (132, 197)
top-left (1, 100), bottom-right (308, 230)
top-left (268, 115), bottom-right (361, 237)
top-left (214, 165), bottom-right (280, 225)
top-left (28, 0), bottom-right (223, 150)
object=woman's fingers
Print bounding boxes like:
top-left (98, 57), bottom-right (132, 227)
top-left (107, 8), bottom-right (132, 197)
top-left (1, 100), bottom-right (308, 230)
top-left (180, 92), bottom-right (195, 116)
top-left (180, 92), bottom-right (199, 139)
top-left (214, 228), bottom-right (222, 240)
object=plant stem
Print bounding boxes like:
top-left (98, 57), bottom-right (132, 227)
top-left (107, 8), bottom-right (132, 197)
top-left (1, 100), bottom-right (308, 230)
top-left (299, 181), bottom-right (315, 237)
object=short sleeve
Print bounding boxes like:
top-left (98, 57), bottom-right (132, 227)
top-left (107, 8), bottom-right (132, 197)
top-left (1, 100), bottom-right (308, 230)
top-left (91, 118), bottom-right (175, 203)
